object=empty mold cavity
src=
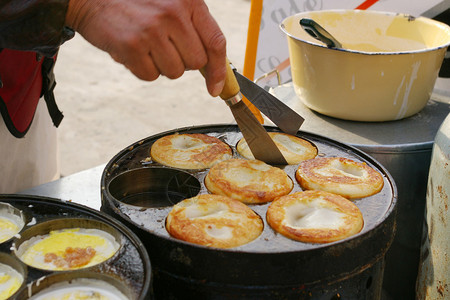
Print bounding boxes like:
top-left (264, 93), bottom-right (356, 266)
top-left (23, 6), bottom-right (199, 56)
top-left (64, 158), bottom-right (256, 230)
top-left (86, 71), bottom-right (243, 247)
top-left (108, 167), bottom-right (201, 208)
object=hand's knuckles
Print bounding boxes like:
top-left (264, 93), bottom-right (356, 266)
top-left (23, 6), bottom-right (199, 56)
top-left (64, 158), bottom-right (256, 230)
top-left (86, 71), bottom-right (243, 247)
top-left (205, 31), bottom-right (226, 55)
top-left (185, 51), bottom-right (207, 70)
top-left (124, 59), bottom-right (160, 81)
top-left (163, 66), bottom-right (185, 79)
top-left (144, 70), bottom-right (161, 81)
top-left (134, 68), bottom-right (160, 81)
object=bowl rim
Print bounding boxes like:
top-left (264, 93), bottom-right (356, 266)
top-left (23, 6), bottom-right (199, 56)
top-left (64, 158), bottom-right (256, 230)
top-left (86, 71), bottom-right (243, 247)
top-left (280, 9), bottom-right (450, 56)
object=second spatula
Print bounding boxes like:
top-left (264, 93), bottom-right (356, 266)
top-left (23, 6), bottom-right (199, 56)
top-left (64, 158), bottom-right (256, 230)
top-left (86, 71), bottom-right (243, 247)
top-left (204, 61), bottom-right (287, 165)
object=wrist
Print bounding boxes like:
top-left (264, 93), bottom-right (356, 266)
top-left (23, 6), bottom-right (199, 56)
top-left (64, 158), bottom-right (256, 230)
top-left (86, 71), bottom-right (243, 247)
top-left (65, 0), bottom-right (101, 31)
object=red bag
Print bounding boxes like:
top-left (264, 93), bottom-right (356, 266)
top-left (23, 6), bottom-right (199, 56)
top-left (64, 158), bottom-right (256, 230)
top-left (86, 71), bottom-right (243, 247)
top-left (0, 48), bottom-right (63, 138)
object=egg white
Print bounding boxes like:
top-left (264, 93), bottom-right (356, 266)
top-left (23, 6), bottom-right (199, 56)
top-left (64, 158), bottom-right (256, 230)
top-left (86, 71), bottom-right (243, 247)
top-left (0, 214), bottom-right (24, 243)
top-left (29, 279), bottom-right (129, 300)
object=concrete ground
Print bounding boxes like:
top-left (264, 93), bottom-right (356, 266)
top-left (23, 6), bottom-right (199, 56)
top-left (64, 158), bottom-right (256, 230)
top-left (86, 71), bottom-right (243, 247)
top-left (54, 0), bottom-right (251, 176)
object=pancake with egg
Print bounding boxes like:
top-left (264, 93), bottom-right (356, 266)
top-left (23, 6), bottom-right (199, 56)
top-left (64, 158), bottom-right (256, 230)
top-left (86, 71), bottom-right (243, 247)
top-left (17, 228), bottom-right (120, 271)
top-left (0, 215), bottom-right (23, 244)
top-left (237, 132), bottom-right (317, 164)
top-left (205, 158), bottom-right (293, 204)
top-left (150, 133), bottom-right (232, 169)
top-left (0, 262), bottom-right (23, 299)
top-left (0, 203), bottom-right (25, 244)
top-left (267, 190), bottom-right (364, 243)
top-left (296, 157), bottom-right (384, 199)
top-left (166, 194), bottom-right (263, 248)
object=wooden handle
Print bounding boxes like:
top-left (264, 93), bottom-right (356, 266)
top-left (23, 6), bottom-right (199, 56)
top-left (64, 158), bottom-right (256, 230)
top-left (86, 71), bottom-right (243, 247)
top-left (200, 58), bottom-right (240, 100)
top-left (219, 59), bottom-right (240, 100)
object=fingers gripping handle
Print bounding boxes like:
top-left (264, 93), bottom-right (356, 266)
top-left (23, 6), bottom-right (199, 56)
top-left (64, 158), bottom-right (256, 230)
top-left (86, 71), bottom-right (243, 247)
top-left (201, 59), bottom-right (241, 104)
top-left (219, 59), bottom-right (241, 101)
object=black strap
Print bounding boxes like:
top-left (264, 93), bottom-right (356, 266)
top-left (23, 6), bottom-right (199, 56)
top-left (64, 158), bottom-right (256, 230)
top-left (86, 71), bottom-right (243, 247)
top-left (41, 56), bottom-right (63, 127)
top-left (0, 96), bottom-right (28, 138)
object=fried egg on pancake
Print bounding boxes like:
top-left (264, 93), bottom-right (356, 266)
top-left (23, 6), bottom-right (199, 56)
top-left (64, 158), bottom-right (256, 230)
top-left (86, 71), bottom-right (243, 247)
top-left (166, 194), bottom-right (263, 248)
top-left (28, 279), bottom-right (128, 300)
top-left (296, 157), bottom-right (384, 199)
top-left (237, 132), bottom-right (317, 164)
top-left (150, 133), bottom-right (232, 169)
top-left (0, 263), bottom-right (23, 299)
top-left (17, 228), bottom-right (120, 271)
top-left (0, 204), bottom-right (24, 244)
top-left (205, 158), bottom-right (293, 204)
top-left (0, 216), bottom-right (22, 243)
top-left (267, 190), bottom-right (364, 243)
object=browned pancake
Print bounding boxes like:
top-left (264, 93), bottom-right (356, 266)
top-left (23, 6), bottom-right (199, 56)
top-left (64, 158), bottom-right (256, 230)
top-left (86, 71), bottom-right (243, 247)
top-left (237, 132), bottom-right (317, 165)
top-left (266, 190), bottom-right (364, 243)
top-left (205, 158), bottom-right (293, 204)
top-left (150, 133), bottom-right (232, 169)
top-left (166, 194), bottom-right (263, 248)
top-left (295, 157), bottom-right (384, 199)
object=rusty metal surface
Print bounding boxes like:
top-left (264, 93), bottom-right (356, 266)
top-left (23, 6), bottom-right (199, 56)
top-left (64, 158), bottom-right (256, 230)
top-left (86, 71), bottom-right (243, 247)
top-left (417, 114), bottom-right (450, 299)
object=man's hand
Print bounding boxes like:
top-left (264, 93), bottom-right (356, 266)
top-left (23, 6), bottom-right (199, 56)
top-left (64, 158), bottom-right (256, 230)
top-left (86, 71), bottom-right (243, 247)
top-left (66, 0), bottom-right (226, 96)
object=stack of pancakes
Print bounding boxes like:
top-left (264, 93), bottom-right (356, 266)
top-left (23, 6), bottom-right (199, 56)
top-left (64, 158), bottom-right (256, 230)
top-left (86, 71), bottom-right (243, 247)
top-left (150, 132), bottom-right (384, 248)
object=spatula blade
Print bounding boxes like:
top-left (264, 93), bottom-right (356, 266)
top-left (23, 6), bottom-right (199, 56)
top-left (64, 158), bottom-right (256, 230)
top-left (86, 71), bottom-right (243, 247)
top-left (233, 71), bottom-right (304, 135)
top-left (230, 101), bottom-right (287, 165)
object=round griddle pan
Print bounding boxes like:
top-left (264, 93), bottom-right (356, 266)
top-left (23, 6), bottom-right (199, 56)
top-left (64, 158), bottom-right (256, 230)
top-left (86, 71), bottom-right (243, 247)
top-left (101, 124), bottom-right (397, 299)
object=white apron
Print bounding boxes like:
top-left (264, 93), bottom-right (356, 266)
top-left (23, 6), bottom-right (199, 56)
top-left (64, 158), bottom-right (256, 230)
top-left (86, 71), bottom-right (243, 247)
top-left (0, 99), bottom-right (60, 193)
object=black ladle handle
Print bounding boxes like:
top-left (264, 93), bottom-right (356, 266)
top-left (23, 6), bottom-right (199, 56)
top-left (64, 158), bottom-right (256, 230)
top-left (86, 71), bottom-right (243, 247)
top-left (300, 18), bottom-right (343, 49)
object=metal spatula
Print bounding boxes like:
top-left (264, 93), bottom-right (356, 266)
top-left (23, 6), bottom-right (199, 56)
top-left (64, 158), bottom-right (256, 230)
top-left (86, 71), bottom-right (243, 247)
top-left (203, 61), bottom-right (287, 165)
top-left (232, 69), bottom-right (304, 135)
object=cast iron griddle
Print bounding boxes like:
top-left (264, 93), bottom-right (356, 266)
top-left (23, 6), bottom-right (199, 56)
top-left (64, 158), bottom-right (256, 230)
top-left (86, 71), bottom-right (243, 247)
top-left (101, 124), bottom-right (396, 253)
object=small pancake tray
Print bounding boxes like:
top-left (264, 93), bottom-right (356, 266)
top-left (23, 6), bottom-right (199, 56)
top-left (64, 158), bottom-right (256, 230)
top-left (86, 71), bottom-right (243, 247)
top-left (0, 194), bottom-right (151, 299)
